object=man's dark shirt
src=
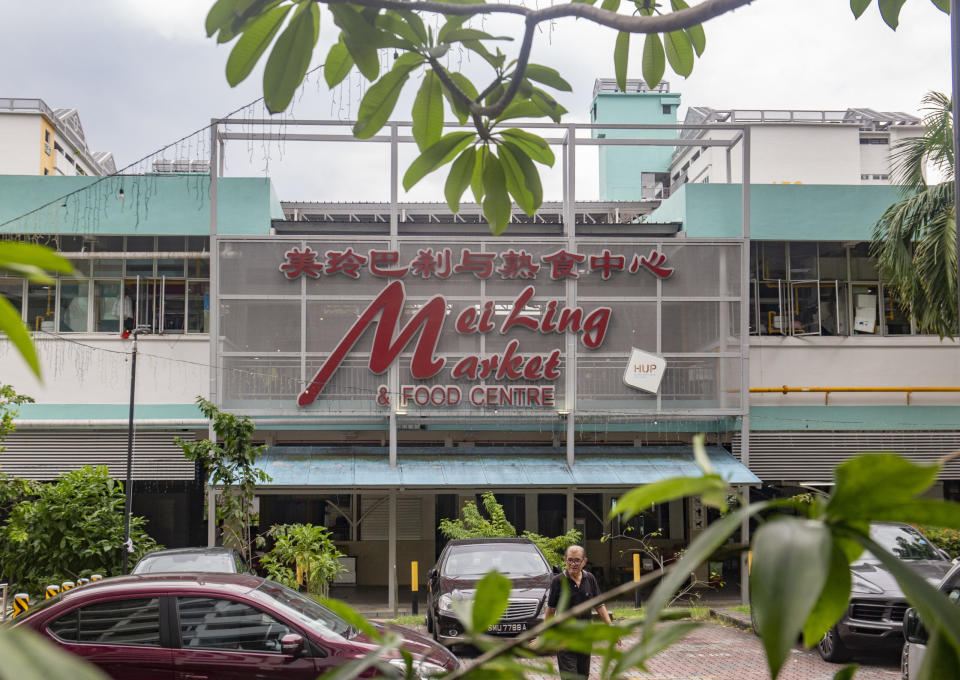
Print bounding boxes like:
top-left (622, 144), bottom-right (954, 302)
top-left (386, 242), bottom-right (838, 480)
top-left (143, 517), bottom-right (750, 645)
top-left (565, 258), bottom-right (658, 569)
top-left (547, 570), bottom-right (600, 619)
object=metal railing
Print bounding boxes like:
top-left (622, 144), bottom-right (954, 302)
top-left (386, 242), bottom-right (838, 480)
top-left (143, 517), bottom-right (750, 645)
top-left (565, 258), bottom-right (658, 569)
top-left (751, 385), bottom-right (960, 405)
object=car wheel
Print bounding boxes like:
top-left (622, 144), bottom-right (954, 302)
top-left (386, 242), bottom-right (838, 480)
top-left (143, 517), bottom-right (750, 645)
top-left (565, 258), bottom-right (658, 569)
top-left (817, 626), bottom-right (852, 663)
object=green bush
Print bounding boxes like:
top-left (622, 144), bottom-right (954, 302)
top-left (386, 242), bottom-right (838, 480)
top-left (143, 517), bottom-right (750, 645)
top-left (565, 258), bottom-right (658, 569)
top-left (920, 524), bottom-right (960, 558)
top-left (439, 492), bottom-right (581, 568)
top-left (258, 523), bottom-right (345, 598)
top-left (0, 465), bottom-right (160, 594)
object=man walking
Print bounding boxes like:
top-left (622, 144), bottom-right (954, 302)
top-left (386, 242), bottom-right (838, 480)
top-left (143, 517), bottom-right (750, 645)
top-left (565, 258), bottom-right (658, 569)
top-left (544, 545), bottom-right (618, 679)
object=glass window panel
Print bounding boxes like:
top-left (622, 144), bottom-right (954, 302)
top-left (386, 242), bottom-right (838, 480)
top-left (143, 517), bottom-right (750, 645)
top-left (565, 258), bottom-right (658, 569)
top-left (882, 285), bottom-right (913, 335)
top-left (221, 300), bottom-right (300, 352)
top-left (126, 236), bottom-right (155, 253)
top-left (158, 258), bottom-right (185, 277)
top-left (188, 258), bottom-right (210, 279)
top-left (221, 241), bottom-right (313, 296)
top-left (850, 243), bottom-right (878, 280)
top-left (818, 243), bottom-right (848, 280)
top-left (757, 242), bottom-right (786, 280)
top-left (570, 302), bottom-right (656, 352)
top-left (659, 243), bottom-right (741, 298)
top-left (483, 297), bottom-right (572, 354)
top-left (484, 243), bottom-right (567, 298)
top-left (187, 281), bottom-right (209, 333)
top-left (178, 597), bottom-right (292, 653)
top-left (95, 281), bottom-right (123, 332)
top-left (661, 301), bottom-right (733, 352)
top-left (59, 281), bottom-right (89, 332)
top-left (92, 236), bottom-right (123, 252)
top-left (94, 259), bottom-right (123, 277)
top-left (187, 236), bottom-right (209, 252)
top-left (77, 598), bottom-right (162, 646)
top-left (222, 356), bottom-right (301, 407)
top-left (54, 235), bottom-right (85, 252)
top-left (852, 284), bottom-right (880, 334)
top-left (163, 279), bottom-right (186, 333)
top-left (789, 242), bottom-right (818, 280)
top-left (126, 259), bottom-right (154, 277)
top-left (755, 280), bottom-right (784, 335)
top-left (576, 242), bottom-right (658, 298)
top-left (0, 279), bottom-right (24, 320)
top-left (27, 282), bottom-right (56, 332)
top-left (66, 258), bottom-right (90, 277)
top-left (49, 609), bottom-right (79, 641)
top-left (158, 236), bottom-right (185, 252)
top-left (790, 281), bottom-right (820, 335)
top-left (394, 242), bottom-right (483, 298)
top-left (817, 281), bottom-right (847, 336)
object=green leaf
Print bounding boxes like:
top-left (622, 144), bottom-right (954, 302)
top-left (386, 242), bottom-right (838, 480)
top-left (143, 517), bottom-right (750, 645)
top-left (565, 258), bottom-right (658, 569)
top-left (496, 100), bottom-right (549, 123)
top-left (643, 503), bottom-right (768, 638)
top-left (482, 153), bottom-right (512, 235)
top-left (471, 571), bottom-right (512, 632)
top-left (498, 144), bottom-right (535, 215)
top-left (226, 4), bottom-right (292, 87)
top-left (444, 146), bottom-right (477, 212)
top-left (503, 143), bottom-right (543, 210)
top-left (354, 54), bottom-right (423, 139)
top-left (878, 0), bottom-right (907, 29)
top-left (374, 11), bottom-right (421, 45)
top-left (692, 433), bottom-right (714, 475)
top-left (412, 71), bottom-right (444, 151)
top-left (471, 146), bottom-right (487, 204)
top-left (664, 29), bottom-right (694, 77)
top-left (524, 64), bottom-right (572, 92)
top-left (612, 622), bottom-right (699, 675)
top-left (669, 0), bottom-right (705, 56)
top-left (528, 88), bottom-right (567, 123)
top-left (437, 15), bottom-right (470, 43)
top-left (827, 453), bottom-right (939, 520)
top-left (751, 518), bottom-right (832, 679)
top-left (858, 533), bottom-right (960, 658)
top-left (831, 666), bottom-right (859, 680)
top-left (319, 598), bottom-right (381, 640)
top-left (0, 626), bottom-right (111, 680)
top-left (0, 241), bottom-right (72, 275)
top-left (0, 294), bottom-right (40, 378)
top-left (614, 32), bottom-right (630, 92)
top-left (442, 28), bottom-right (511, 44)
top-left (462, 39), bottom-right (502, 68)
top-left (612, 476), bottom-right (727, 520)
top-left (329, 4), bottom-right (380, 81)
top-left (929, 0), bottom-right (949, 13)
top-left (403, 131), bottom-right (476, 191)
top-left (802, 541), bottom-right (851, 646)
top-left (206, 0), bottom-right (239, 37)
top-left (850, 0), bottom-right (873, 18)
top-left (500, 129), bottom-right (554, 165)
top-left (397, 10), bottom-right (428, 43)
top-left (441, 72), bottom-right (478, 125)
top-left (262, 1), bottom-right (319, 113)
top-left (600, 0), bottom-right (620, 9)
top-left (324, 39), bottom-right (354, 88)
top-left (864, 499), bottom-right (960, 528)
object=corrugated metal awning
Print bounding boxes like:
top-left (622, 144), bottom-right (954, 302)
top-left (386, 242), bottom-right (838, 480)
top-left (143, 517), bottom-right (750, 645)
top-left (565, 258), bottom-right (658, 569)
top-left (252, 445), bottom-right (760, 488)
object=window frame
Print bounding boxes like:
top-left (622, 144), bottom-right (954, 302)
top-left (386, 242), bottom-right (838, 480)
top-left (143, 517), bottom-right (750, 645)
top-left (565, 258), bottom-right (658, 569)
top-left (45, 595), bottom-right (171, 649)
top-left (171, 595), bottom-right (303, 655)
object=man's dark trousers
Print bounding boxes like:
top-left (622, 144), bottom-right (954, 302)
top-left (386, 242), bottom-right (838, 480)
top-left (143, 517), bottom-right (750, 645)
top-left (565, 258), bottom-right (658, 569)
top-left (557, 648), bottom-right (590, 679)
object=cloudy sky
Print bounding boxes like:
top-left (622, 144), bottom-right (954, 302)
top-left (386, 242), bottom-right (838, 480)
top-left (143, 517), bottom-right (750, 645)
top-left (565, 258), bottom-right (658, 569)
top-left (1, 0), bottom-right (952, 202)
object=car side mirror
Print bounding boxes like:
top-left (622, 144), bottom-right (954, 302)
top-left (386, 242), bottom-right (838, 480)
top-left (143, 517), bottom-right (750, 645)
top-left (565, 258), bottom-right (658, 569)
top-left (281, 633), bottom-right (305, 657)
top-left (428, 568), bottom-right (438, 579)
top-left (903, 608), bottom-right (928, 645)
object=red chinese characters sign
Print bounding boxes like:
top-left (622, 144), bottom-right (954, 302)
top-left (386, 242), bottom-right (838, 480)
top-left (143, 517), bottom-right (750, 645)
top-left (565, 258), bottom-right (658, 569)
top-left (280, 246), bottom-right (675, 409)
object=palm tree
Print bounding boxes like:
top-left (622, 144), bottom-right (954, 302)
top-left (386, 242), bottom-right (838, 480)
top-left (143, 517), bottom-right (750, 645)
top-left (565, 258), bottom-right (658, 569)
top-left (871, 91), bottom-right (956, 337)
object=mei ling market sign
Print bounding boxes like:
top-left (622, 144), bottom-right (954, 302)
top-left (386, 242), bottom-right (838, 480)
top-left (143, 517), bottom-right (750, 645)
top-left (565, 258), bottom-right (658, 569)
top-left (281, 246), bottom-right (674, 409)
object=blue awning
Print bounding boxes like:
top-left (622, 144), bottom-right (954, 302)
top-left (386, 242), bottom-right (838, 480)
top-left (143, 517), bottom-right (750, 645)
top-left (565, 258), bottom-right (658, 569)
top-left (252, 445), bottom-right (760, 488)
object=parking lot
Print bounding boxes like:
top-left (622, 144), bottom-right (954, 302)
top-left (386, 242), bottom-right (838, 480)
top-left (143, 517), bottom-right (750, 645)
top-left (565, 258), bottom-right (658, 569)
top-left (408, 621), bottom-right (902, 680)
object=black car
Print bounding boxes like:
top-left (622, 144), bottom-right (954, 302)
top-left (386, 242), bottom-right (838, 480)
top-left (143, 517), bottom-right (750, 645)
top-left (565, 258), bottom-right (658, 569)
top-left (817, 522), bottom-right (952, 662)
top-left (426, 538), bottom-right (553, 646)
top-left (132, 547), bottom-right (252, 575)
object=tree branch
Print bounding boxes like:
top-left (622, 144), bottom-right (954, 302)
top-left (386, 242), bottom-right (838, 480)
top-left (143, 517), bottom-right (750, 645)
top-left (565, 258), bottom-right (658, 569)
top-left (324, 0), bottom-right (757, 34)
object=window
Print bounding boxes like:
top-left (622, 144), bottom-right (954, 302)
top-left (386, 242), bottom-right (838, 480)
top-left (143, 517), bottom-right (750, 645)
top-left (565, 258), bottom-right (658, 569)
top-left (177, 597), bottom-right (292, 653)
top-left (44, 130), bottom-right (50, 143)
top-left (859, 136), bottom-right (889, 145)
top-left (59, 281), bottom-right (89, 332)
top-left (49, 598), bottom-right (162, 646)
top-left (662, 104), bottom-right (672, 115)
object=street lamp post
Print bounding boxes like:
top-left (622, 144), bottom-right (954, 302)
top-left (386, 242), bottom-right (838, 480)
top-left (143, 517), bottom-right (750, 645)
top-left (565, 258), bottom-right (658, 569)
top-left (952, 0), bottom-right (959, 336)
top-left (122, 327), bottom-right (148, 575)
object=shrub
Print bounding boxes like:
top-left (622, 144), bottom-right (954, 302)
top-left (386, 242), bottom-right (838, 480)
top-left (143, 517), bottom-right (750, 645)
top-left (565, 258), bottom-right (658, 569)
top-left (919, 524), bottom-right (960, 558)
top-left (258, 523), bottom-right (345, 598)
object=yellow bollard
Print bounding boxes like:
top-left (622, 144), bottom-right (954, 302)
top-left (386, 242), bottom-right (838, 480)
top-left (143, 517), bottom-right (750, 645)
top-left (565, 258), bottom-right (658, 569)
top-left (12, 593), bottom-right (30, 618)
top-left (411, 561), bottom-right (419, 615)
top-left (77, 578), bottom-right (90, 587)
top-left (632, 553), bottom-right (642, 608)
top-left (61, 581), bottom-right (75, 591)
top-left (45, 584), bottom-right (61, 599)
top-left (91, 574), bottom-right (103, 582)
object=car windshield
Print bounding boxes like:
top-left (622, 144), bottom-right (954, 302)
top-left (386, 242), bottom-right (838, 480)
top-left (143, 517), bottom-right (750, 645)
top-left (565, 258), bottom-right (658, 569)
top-left (253, 580), bottom-right (353, 638)
top-left (133, 553), bottom-right (236, 574)
top-left (855, 524), bottom-right (942, 562)
top-left (443, 544), bottom-right (549, 577)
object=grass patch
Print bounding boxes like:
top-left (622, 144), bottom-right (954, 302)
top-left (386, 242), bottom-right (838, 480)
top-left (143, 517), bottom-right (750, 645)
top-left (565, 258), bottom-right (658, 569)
top-left (729, 604), bottom-right (751, 615)
top-left (688, 605), bottom-right (711, 621)
top-left (388, 614), bottom-right (426, 626)
top-left (611, 607), bottom-right (645, 620)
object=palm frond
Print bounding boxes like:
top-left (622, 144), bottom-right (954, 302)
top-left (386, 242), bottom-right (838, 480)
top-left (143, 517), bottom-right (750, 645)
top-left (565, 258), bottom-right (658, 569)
top-left (889, 91), bottom-right (953, 193)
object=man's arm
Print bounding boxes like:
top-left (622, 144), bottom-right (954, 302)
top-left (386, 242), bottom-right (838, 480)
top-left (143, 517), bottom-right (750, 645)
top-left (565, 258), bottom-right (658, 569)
top-left (594, 603), bottom-right (612, 624)
top-left (544, 606), bottom-right (556, 619)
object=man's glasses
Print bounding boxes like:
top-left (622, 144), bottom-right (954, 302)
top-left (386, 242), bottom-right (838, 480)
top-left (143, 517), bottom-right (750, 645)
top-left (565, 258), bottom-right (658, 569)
top-left (565, 557), bottom-right (584, 563)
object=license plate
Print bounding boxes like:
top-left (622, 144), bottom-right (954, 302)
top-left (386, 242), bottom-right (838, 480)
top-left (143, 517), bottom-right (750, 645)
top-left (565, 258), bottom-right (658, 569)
top-left (487, 622), bottom-right (527, 634)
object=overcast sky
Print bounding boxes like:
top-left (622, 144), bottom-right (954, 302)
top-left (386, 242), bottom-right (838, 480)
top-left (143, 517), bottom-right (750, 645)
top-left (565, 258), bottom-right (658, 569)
top-left (0, 0), bottom-right (952, 203)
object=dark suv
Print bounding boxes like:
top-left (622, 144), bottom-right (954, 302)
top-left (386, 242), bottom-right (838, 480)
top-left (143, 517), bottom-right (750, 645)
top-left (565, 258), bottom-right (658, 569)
top-left (426, 538), bottom-right (553, 646)
top-left (817, 522), bottom-right (952, 662)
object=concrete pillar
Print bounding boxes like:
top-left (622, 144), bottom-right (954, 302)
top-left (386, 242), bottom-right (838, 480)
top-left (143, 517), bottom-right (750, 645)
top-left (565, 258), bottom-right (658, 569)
top-left (207, 486), bottom-right (216, 547)
top-left (388, 491), bottom-right (397, 614)
top-left (525, 493), bottom-right (538, 534)
top-left (565, 490), bottom-right (575, 533)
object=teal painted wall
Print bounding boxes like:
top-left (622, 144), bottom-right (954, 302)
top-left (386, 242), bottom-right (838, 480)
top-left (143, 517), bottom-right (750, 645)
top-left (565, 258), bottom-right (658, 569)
top-left (750, 405), bottom-right (960, 431)
top-left (592, 91), bottom-right (680, 201)
top-left (0, 175), bottom-right (279, 236)
top-left (650, 183), bottom-right (903, 240)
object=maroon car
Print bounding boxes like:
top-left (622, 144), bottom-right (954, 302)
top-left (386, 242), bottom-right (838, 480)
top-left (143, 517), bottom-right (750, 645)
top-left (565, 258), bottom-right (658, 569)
top-left (13, 573), bottom-right (457, 680)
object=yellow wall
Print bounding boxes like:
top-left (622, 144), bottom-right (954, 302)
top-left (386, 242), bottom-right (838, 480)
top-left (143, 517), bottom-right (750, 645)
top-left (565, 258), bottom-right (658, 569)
top-left (39, 117), bottom-right (55, 175)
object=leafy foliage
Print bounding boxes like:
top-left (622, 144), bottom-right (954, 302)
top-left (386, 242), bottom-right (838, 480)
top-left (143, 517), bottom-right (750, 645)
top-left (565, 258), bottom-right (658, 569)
top-left (918, 524), bottom-right (960, 558)
top-left (176, 397), bottom-right (272, 564)
top-left (438, 491), bottom-right (581, 567)
top-left (0, 382), bottom-right (32, 452)
top-left (872, 91), bottom-right (956, 337)
top-left (0, 627), bottom-right (109, 680)
top-left (0, 466), bottom-right (160, 595)
top-left (258, 523), bottom-right (345, 598)
top-left (0, 241), bottom-right (71, 377)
